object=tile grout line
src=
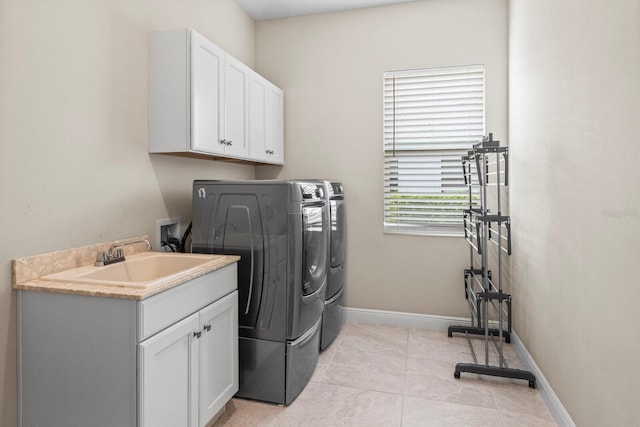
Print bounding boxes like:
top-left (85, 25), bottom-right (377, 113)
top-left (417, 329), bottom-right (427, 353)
top-left (401, 326), bottom-right (410, 427)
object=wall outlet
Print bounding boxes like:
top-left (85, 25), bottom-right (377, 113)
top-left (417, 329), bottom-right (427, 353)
top-left (156, 217), bottom-right (181, 252)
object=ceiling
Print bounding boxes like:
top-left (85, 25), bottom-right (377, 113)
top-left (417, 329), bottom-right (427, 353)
top-left (235, 0), bottom-right (418, 21)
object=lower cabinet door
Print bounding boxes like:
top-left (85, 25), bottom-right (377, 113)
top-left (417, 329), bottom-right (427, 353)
top-left (199, 291), bottom-right (239, 425)
top-left (139, 313), bottom-right (200, 427)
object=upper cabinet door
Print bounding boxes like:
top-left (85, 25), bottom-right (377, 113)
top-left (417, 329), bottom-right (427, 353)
top-left (249, 72), bottom-right (284, 165)
top-left (266, 84), bottom-right (284, 165)
top-left (191, 31), bottom-right (225, 154)
top-left (223, 55), bottom-right (250, 158)
top-left (249, 73), bottom-right (268, 162)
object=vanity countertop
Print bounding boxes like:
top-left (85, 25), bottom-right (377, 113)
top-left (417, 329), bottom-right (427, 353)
top-left (12, 235), bottom-right (239, 300)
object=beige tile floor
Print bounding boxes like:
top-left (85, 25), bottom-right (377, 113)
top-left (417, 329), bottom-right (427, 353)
top-left (214, 322), bottom-right (557, 426)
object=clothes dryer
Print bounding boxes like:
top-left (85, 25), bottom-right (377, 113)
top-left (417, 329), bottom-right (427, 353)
top-left (321, 181), bottom-right (347, 350)
top-left (191, 180), bottom-right (328, 405)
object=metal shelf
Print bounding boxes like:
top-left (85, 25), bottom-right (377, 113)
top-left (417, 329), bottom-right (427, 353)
top-left (448, 133), bottom-right (536, 389)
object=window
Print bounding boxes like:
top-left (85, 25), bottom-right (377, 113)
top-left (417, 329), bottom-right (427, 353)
top-left (383, 64), bottom-right (485, 236)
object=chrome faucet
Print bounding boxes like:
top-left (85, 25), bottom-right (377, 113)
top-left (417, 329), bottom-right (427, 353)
top-left (95, 238), bottom-right (152, 266)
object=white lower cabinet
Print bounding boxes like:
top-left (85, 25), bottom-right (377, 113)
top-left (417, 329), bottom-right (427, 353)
top-left (139, 291), bottom-right (238, 427)
top-left (18, 263), bottom-right (238, 427)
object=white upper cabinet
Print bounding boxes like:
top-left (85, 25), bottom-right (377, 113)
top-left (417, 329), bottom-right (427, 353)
top-left (149, 28), bottom-right (281, 165)
top-left (249, 72), bottom-right (284, 165)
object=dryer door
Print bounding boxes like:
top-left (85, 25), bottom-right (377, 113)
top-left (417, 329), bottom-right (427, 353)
top-left (301, 203), bottom-right (328, 297)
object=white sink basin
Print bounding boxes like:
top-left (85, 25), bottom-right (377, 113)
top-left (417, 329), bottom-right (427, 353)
top-left (42, 252), bottom-right (223, 288)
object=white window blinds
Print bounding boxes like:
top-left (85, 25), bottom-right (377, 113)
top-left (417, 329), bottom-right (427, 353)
top-left (383, 64), bottom-right (485, 235)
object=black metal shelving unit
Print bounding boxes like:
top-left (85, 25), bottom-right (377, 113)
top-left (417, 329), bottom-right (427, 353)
top-left (448, 133), bottom-right (536, 388)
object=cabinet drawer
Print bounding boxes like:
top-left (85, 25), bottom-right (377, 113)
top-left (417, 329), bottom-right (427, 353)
top-left (138, 263), bottom-right (237, 341)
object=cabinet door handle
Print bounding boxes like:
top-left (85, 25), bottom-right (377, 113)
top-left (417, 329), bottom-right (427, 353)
top-left (220, 139), bottom-right (226, 145)
top-left (203, 324), bottom-right (211, 332)
top-left (193, 331), bottom-right (202, 339)
top-left (227, 140), bottom-right (233, 146)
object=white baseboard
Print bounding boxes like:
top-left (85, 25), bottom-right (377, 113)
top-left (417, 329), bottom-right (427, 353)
top-left (510, 331), bottom-right (575, 427)
top-left (343, 307), bottom-right (574, 427)
top-left (344, 306), bottom-right (471, 330)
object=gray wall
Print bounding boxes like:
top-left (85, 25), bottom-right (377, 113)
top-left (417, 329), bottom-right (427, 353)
top-left (509, 0), bottom-right (640, 425)
top-left (0, 1), bottom-right (256, 425)
top-left (255, 0), bottom-right (509, 317)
